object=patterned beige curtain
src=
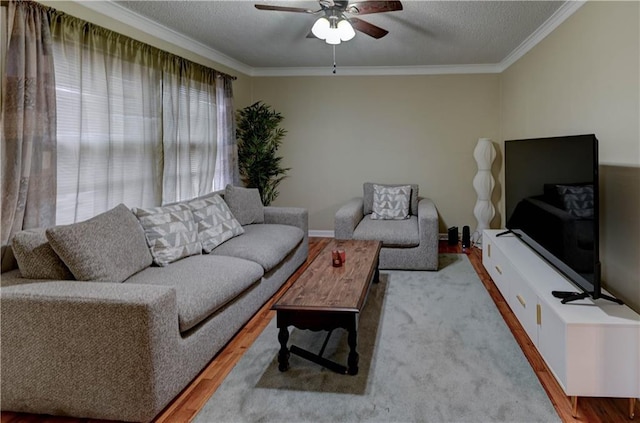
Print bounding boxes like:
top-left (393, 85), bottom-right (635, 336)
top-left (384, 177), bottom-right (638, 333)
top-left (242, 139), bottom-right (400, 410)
top-left (214, 74), bottom-right (240, 188)
top-left (1, 0), bottom-right (56, 265)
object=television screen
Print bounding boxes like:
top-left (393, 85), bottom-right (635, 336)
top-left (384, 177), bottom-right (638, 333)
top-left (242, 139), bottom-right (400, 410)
top-left (503, 134), bottom-right (618, 303)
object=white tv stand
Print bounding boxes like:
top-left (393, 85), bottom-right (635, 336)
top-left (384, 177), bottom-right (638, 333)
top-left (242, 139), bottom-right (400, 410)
top-left (482, 230), bottom-right (640, 419)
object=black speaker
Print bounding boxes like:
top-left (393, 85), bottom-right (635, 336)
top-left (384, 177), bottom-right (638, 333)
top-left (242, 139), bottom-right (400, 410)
top-left (447, 227), bottom-right (458, 246)
top-left (462, 225), bottom-right (470, 249)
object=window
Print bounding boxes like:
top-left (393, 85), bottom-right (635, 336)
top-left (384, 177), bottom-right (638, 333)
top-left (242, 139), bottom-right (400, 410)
top-left (50, 15), bottom-right (235, 224)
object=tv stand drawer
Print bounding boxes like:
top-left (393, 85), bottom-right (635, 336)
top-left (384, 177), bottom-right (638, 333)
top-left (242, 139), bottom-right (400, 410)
top-left (482, 238), bottom-right (512, 299)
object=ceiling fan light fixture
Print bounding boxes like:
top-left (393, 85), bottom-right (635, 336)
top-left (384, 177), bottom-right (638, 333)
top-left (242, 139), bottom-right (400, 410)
top-left (325, 29), bottom-right (342, 45)
top-left (311, 16), bottom-right (330, 39)
top-left (337, 19), bottom-right (355, 41)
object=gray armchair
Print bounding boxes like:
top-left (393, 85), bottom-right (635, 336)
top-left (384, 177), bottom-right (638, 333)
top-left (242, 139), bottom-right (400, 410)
top-left (334, 183), bottom-right (439, 270)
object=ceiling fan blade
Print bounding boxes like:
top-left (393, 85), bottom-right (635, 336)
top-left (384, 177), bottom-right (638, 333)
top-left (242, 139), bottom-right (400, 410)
top-left (349, 17), bottom-right (389, 39)
top-left (347, 1), bottom-right (403, 15)
top-left (254, 4), bottom-right (316, 13)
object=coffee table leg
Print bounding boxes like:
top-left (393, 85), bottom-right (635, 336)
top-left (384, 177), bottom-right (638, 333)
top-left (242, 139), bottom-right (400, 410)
top-left (278, 326), bottom-right (290, 372)
top-left (347, 321), bottom-right (359, 375)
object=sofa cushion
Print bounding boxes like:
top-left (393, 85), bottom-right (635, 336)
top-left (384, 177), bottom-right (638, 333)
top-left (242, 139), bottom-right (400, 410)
top-left (12, 229), bottom-right (74, 280)
top-left (224, 185), bottom-right (264, 225)
top-left (364, 182), bottom-right (419, 216)
top-left (125, 255), bottom-right (264, 332)
top-left (353, 215), bottom-right (420, 247)
top-left (371, 184), bottom-right (411, 220)
top-left (133, 204), bottom-right (202, 266)
top-left (46, 204), bottom-right (153, 282)
top-left (187, 194), bottom-right (244, 253)
top-left (210, 224), bottom-right (303, 272)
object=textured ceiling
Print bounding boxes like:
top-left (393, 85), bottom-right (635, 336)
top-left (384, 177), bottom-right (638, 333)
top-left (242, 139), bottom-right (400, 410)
top-left (113, 0), bottom-right (568, 71)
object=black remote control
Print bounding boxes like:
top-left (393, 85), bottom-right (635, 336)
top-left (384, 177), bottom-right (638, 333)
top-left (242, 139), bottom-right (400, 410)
top-left (552, 291), bottom-right (580, 299)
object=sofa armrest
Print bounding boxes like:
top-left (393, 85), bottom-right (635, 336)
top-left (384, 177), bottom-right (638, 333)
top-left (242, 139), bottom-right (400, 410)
top-left (264, 206), bottom-right (308, 235)
top-left (1, 281), bottom-right (179, 422)
top-left (335, 198), bottom-right (365, 240)
top-left (418, 197), bottom-right (439, 245)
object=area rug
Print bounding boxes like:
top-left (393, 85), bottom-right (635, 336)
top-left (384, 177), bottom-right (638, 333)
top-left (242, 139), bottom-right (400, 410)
top-left (194, 254), bottom-right (559, 423)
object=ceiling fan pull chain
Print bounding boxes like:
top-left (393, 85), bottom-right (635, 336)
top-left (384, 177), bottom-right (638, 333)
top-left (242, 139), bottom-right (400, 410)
top-left (333, 45), bottom-right (337, 74)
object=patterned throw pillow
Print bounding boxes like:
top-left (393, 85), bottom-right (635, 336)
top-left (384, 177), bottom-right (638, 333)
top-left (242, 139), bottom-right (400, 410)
top-left (133, 204), bottom-right (202, 266)
top-left (556, 184), bottom-right (594, 218)
top-left (363, 182), bottom-right (419, 216)
top-left (371, 184), bottom-right (411, 220)
top-left (187, 194), bottom-right (244, 253)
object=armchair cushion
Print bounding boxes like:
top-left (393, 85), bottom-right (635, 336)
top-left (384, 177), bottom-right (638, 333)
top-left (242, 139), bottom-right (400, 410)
top-left (371, 184), bottom-right (411, 220)
top-left (353, 216), bottom-right (420, 247)
top-left (363, 182), bottom-right (419, 216)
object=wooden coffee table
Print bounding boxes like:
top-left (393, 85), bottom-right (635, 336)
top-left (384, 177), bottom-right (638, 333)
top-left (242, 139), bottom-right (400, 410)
top-left (272, 239), bottom-right (382, 375)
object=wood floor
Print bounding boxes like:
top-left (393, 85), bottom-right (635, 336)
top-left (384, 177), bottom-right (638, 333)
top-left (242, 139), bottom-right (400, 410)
top-left (2, 237), bottom-right (637, 423)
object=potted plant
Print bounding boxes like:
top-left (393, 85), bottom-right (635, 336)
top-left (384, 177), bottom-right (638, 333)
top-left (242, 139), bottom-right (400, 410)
top-left (236, 101), bottom-right (290, 206)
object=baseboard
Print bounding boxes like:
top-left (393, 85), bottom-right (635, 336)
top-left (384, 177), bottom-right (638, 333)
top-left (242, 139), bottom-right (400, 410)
top-left (309, 230), bottom-right (334, 238)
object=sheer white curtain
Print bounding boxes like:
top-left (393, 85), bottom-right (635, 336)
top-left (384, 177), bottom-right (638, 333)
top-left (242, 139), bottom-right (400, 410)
top-left (50, 14), bottom-right (163, 224)
top-left (161, 58), bottom-right (217, 203)
top-left (47, 9), bottom-right (237, 224)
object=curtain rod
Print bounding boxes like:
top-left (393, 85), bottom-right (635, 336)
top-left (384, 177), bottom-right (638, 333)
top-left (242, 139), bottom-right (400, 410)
top-left (218, 72), bottom-right (238, 81)
top-left (1, 0), bottom-right (238, 81)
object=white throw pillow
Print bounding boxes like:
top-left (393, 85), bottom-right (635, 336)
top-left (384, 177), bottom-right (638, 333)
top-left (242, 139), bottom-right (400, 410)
top-left (371, 184), bottom-right (411, 220)
top-left (187, 194), bottom-right (244, 253)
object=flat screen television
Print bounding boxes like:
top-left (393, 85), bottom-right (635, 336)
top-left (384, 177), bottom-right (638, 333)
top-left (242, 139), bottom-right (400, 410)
top-left (502, 134), bottom-right (622, 304)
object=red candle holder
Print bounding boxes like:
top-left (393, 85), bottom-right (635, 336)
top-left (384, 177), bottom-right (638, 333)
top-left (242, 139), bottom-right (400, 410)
top-left (332, 250), bottom-right (342, 267)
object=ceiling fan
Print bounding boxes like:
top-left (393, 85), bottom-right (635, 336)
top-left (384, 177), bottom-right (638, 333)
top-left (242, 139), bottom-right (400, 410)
top-left (254, 1), bottom-right (403, 44)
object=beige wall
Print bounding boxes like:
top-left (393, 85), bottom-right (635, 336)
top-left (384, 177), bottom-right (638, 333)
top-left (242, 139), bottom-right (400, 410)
top-left (500, 1), bottom-right (640, 311)
top-left (29, 1), bottom-right (639, 310)
top-left (251, 75), bottom-right (500, 234)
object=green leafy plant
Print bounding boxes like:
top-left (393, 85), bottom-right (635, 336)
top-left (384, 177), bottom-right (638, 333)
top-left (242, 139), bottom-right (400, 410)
top-left (236, 101), bottom-right (291, 206)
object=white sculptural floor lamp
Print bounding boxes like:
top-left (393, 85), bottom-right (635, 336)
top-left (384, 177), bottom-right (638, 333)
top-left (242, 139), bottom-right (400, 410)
top-left (472, 138), bottom-right (496, 248)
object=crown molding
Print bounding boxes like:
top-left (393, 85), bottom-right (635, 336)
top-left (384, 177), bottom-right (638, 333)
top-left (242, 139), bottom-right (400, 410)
top-left (498, 0), bottom-right (587, 72)
top-left (75, 0), bottom-right (253, 77)
top-left (252, 63), bottom-right (501, 77)
top-left (74, 0), bottom-right (585, 78)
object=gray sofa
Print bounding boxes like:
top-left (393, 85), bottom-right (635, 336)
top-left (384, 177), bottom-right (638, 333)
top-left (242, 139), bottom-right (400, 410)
top-left (335, 183), bottom-right (438, 270)
top-left (0, 188), bottom-right (308, 422)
